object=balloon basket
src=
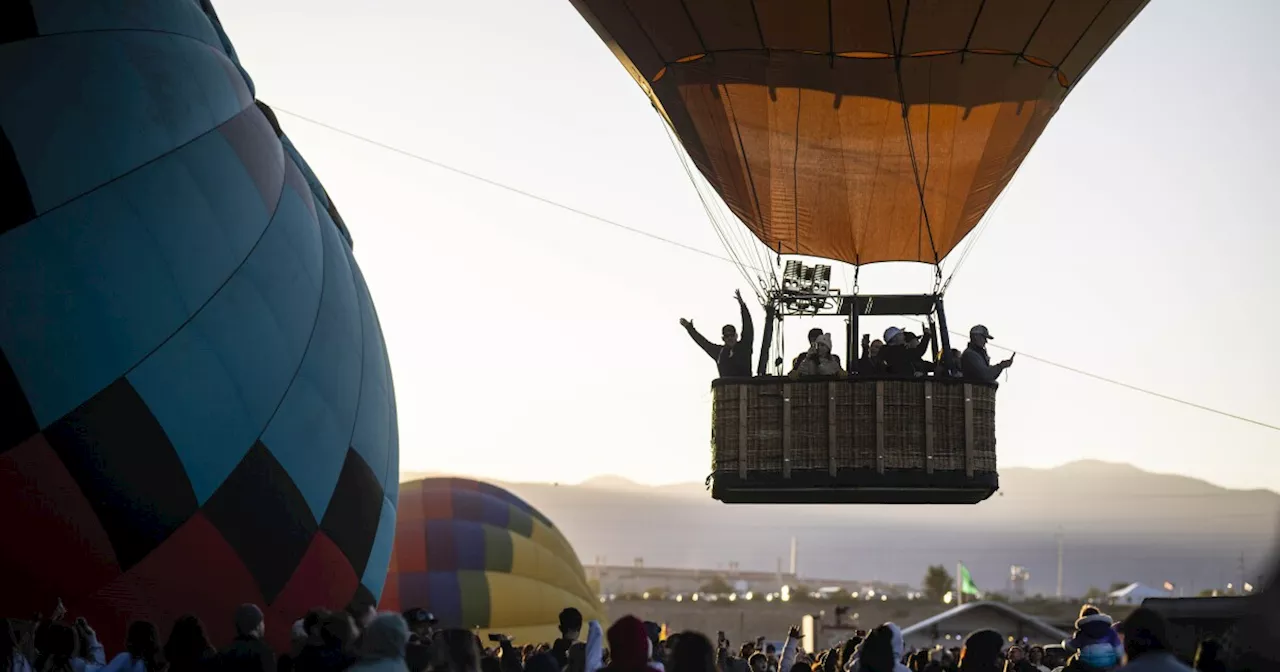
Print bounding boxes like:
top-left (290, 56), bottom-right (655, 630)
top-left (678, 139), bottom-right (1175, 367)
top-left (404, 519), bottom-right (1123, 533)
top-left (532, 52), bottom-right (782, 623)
top-left (709, 377), bottom-right (998, 505)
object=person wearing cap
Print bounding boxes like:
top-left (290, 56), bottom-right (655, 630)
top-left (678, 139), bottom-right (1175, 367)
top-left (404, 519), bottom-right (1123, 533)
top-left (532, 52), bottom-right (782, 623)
top-left (402, 609), bottom-right (436, 672)
top-left (961, 325), bottom-right (1013, 383)
top-left (1114, 608), bottom-right (1192, 672)
top-left (679, 289), bottom-right (754, 379)
top-left (219, 604), bottom-right (275, 672)
top-left (879, 326), bottom-right (931, 377)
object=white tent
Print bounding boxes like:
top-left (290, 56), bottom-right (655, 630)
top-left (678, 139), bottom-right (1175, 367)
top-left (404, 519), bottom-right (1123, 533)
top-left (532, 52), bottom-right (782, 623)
top-left (1110, 583), bottom-right (1172, 604)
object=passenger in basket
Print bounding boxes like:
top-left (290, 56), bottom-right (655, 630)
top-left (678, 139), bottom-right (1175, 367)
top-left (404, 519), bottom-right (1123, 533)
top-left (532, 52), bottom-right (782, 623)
top-left (879, 327), bottom-right (931, 377)
top-left (790, 333), bottom-right (844, 377)
top-left (680, 290), bottom-right (754, 378)
top-left (856, 336), bottom-right (884, 375)
top-left (792, 328), bottom-right (825, 370)
top-left (960, 325), bottom-right (1013, 383)
top-left (902, 331), bottom-right (936, 375)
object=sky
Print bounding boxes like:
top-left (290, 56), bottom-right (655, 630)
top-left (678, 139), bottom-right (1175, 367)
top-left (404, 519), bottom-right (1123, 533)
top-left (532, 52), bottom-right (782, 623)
top-left (214, 0), bottom-right (1280, 493)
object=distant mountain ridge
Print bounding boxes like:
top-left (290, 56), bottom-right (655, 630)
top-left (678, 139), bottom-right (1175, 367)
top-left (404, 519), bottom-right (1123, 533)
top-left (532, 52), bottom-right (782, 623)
top-left (401, 461), bottom-right (1279, 597)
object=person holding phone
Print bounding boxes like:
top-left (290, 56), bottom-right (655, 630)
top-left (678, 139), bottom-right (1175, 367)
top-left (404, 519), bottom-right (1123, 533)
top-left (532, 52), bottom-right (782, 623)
top-left (961, 325), bottom-right (1014, 383)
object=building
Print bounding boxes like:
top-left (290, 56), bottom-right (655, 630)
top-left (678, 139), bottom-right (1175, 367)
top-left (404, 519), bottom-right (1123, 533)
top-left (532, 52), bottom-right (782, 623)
top-left (1109, 582), bottom-right (1172, 605)
top-left (590, 562), bottom-right (900, 598)
top-left (900, 601), bottom-right (1068, 650)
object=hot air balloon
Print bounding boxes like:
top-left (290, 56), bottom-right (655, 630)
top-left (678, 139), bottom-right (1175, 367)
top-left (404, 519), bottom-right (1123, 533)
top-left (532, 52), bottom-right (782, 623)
top-left (0, 1), bottom-right (397, 650)
top-left (569, 0), bottom-right (1147, 504)
top-left (382, 478), bottom-right (600, 643)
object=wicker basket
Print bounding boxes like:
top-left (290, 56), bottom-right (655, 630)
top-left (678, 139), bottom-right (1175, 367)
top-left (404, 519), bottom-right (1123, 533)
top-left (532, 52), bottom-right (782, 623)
top-left (710, 377), bottom-right (998, 504)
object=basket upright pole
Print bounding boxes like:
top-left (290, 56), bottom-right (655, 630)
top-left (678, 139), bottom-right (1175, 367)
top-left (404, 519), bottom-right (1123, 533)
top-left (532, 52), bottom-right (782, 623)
top-left (757, 299), bottom-right (776, 376)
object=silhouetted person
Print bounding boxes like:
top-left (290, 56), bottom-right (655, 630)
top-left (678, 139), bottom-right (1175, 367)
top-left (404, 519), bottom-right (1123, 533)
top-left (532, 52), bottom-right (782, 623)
top-left (681, 290), bottom-right (754, 378)
top-left (961, 325), bottom-right (1012, 383)
top-left (164, 616), bottom-right (216, 672)
top-left (220, 605), bottom-right (274, 672)
top-left (1115, 608), bottom-right (1192, 671)
top-left (880, 327), bottom-right (931, 376)
top-left (102, 622), bottom-right (165, 672)
top-left (552, 608), bottom-right (584, 669)
top-left (403, 610), bottom-right (435, 672)
top-left (958, 630), bottom-right (1003, 672)
top-left (669, 633), bottom-right (715, 672)
top-left (349, 614), bottom-right (409, 672)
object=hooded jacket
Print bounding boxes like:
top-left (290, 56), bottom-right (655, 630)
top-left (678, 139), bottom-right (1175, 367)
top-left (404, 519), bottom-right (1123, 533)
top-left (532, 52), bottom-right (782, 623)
top-left (1065, 614), bottom-right (1122, 671)
top-left (605, 617), bottom-right (661, 672)
top-left (846, 624), bottom-right (910, 672)
top-left (585, 621), bottom-right (605, 672)
top-left (349, 614), bottom-right (409, 672)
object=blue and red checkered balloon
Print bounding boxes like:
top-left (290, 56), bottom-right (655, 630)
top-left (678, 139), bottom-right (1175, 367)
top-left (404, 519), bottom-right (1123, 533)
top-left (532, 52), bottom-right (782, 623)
top-left (0, 1), bottom-right (398, 650)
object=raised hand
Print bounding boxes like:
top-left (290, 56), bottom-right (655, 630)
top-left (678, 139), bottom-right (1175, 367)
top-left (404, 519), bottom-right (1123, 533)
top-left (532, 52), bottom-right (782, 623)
top-left (680, 318), bottom-right (692, 329)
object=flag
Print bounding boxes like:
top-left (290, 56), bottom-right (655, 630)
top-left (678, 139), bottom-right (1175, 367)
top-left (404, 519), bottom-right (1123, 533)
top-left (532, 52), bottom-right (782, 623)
top-left (959, 564), bottom-right (981, 596)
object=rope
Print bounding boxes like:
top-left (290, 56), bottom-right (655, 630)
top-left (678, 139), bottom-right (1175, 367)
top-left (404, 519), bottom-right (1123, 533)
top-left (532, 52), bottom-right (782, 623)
top-left (886, 0), bottom-right (944, 286)
top-left (271, 107), bottom-right (1280, 435)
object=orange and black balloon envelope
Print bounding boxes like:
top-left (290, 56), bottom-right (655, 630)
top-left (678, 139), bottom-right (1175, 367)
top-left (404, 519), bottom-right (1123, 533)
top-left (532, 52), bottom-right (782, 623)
top-left (0, 1), bottom-right (397, 650)
top-left (382, 478), bottom-right (600, 643)
top-left (569, 0), bottom-right (1148, 265)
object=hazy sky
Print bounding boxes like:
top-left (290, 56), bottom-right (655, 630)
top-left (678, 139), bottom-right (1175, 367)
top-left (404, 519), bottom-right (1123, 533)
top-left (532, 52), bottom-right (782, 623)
top-left (215, 0), bottom-right (1280, 493)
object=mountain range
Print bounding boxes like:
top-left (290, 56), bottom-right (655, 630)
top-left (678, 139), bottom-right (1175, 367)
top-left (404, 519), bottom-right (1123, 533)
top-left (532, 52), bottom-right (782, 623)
top-left (401, 461), bottom-right (1280, 597)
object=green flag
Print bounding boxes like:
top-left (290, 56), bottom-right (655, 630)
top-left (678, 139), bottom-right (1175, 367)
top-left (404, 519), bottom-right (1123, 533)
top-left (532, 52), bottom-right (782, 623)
top-left (959, 564), bottom-right (981, 596)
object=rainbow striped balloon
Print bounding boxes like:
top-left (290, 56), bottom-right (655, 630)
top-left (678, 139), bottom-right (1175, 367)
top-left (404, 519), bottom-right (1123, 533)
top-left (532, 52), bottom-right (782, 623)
top-left (383, 478), bottom-right (600, 643)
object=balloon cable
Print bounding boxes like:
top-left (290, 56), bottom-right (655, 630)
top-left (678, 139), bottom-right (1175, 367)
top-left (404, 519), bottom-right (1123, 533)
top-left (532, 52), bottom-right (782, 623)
top-left (271, 106), bottom-right (1280, 435)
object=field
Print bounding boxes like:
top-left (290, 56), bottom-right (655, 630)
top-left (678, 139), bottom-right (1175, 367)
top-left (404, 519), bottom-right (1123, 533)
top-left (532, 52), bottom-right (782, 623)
top-left (599, 597), bottom-right (1127, 646)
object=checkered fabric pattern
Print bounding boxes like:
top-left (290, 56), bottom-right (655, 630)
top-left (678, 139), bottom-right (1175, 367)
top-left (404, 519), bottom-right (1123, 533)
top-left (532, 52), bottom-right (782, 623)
top-left (0, 1), bottom-right (398, 651)
top-left (381, 479), bottom-right (599, 642)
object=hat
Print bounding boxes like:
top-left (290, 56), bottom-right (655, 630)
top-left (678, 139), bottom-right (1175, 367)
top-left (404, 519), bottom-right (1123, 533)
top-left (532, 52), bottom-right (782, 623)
top-left (404, 608), bottom-right (437, 625)
top-left (883, 327), bottom-right (903, 342)
top-left (969, 325), bottom-right (994, 340)
top-left (608, 616), bottom-right (652, 668)
top-left (234, 603), bottom-right (264, 636)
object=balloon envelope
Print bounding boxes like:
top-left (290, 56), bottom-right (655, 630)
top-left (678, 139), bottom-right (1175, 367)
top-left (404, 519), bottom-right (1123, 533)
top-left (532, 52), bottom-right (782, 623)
top-left (569, 0), bottom-right (1148, 265)
top-left (383, 478), bottom-right (600, 643)
top-left (0, 1), bottom-right (397, 650)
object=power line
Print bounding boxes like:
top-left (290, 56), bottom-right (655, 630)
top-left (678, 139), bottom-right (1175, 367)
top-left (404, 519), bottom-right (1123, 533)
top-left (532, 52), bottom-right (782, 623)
top-left (984, 342), bottom-right (1280, 433)
top-left (272, 107), bottom-right (743, 267)
top-left (272, 107), bottom-right (1280, 435)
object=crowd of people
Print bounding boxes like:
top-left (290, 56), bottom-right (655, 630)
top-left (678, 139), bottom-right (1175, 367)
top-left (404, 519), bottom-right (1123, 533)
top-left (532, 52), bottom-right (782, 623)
top-left (4, 601), bottom-right (1234, 672)
top-left (680, 293), bottom-right (1014, 383)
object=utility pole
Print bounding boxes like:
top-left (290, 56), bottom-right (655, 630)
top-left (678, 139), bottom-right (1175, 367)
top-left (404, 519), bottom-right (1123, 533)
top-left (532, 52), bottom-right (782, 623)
top-left (957, 562), bottom-right (963, 606)
top-left (1056, 529), bottom-right (1065, 599)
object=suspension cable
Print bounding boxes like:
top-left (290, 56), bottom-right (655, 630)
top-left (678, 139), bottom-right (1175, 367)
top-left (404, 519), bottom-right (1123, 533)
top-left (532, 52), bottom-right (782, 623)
top-left (271, 106), bottom-right (1280, 435)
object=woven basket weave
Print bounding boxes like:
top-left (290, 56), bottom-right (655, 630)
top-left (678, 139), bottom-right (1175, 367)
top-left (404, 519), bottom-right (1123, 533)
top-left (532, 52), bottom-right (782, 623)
top-left (710, 377), bottom-right (997, 503)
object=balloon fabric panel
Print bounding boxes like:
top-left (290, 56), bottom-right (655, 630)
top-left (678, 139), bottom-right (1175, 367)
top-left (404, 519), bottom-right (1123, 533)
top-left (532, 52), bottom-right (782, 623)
top-left (0, 0), bottom-right (398, 651)
top-left (387, 479), bottom-right (600, 632)
top-left (568, 0), bottom-right (1149, 264)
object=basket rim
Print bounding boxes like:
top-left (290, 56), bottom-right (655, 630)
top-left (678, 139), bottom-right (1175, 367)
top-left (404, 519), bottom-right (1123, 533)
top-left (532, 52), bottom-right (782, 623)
top-left (710, 376), bottom-right (998, 390)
